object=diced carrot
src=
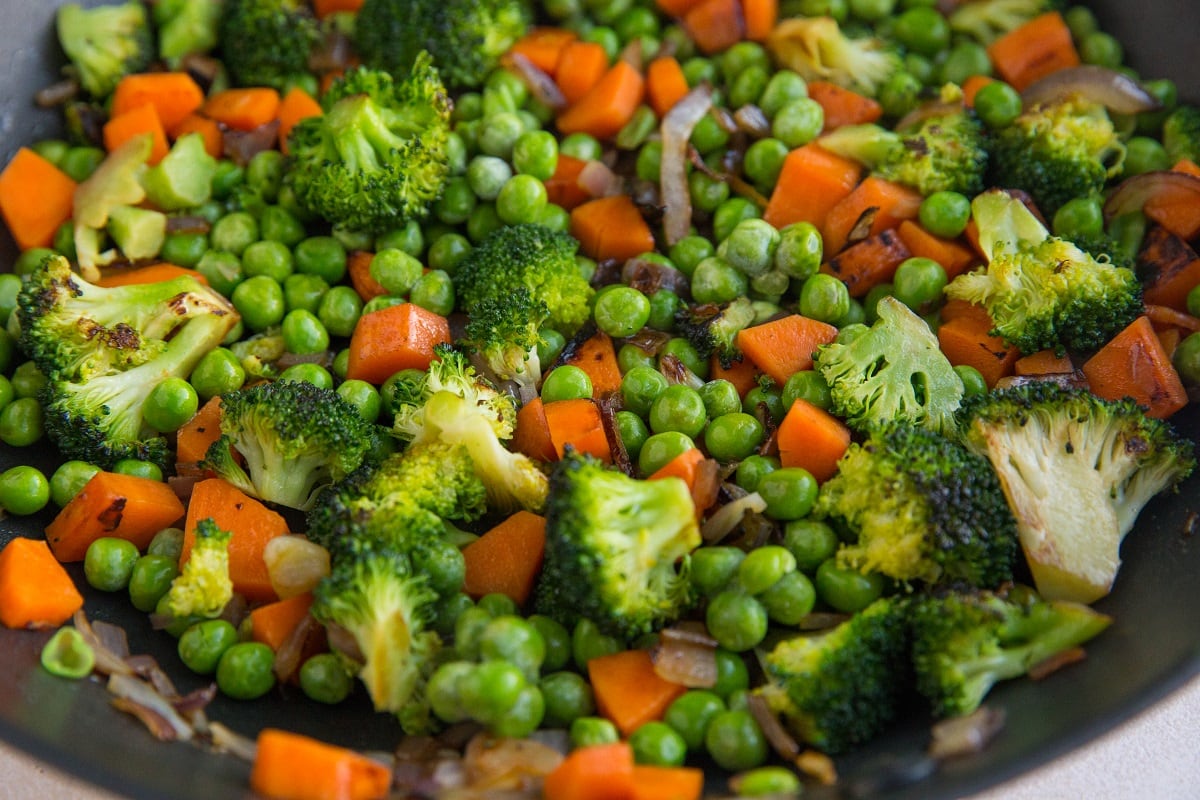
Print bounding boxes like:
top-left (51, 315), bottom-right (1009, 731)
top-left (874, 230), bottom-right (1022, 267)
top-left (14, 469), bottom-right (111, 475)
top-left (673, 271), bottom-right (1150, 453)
top-left (648, 447), bottom-right (715, 514)
top-left (896, 220), bottom-right (978, 280)
top-left (103, 104), bottom-right (170, 165)
top-left (1144, 168), bottom-right (1200, 241)
top-left (1137, 226), bottom-right (1200, 312)
top-left (556, 41), bottom-right (611, 106)
top-left (543, 398), bottom-right (612, 462)
top-left (961, 75), bottom-right (996, 108)
top-left (821, 228), bottom-right (913, 298)
top-left (630, 765), bottom-right (705, 800)
top-left (737, 314), bottom-right (840, 385)
top-left (742, 0), bottom-right (778, 42)
top-left (0, 538), bottom-right (85, 629)
top-left (557, 61), bottom-right (646, 140)
top-left (710, 353), bottom-right (760, 398)
top-left (656, 0), bottom-right (705, 16)
top-left (461, 511), bottom-right (547, 606)
top-left (589, 649), bottom-right (687, 736)
top-left (514, 397), bottom-right (559, 462)
top-left (345, 303), bottom-right (453, 384)
top-left (557, 328), bottom-right (624, 398)
top-left (112, 72), bottom-right (205, 132)
top-left (545, 154), bottom-right (594, 211)
top-left (940, 297), bottom-right (992, 325)
top-left (508, 27), bottom-right (578, 77)
top-left (313, 0), bottom-right (364, 17)
top-left (167, 113), bottom-right (223, 158)
top-left (44, 472), bottom-right (186, 563)
top-left (987, 11), bottom-right (1080, 91)
top-left (1081, 315), bottom-right (1188, 419)
top-left (1014, 349), bottom-right (1074, 376)
top-left (776, 398), bottom-right (851, 483)
top-left (250, 593), bottom-right (314, 652)
top-left (543, 742), bottom-right (635, 800)
top-left (763, 143), bottom-right (862, 230)
top-left (807, 81), bottom-right (884, 131)
top-left (1157, 325), bottom-right (1182, 359)
top-left (183, 478), bottom-right (290, 603)
top-left (570, 194), bottom-right (656, 262)
top-left (203, 87), bottom-right (282, 132)
top-left (250, 729), bottom-right (392, 800)
top-left (645, 56), bottom-right (690, 118)
top-left (821, 176), bottom-right (923, 255)
top-left (277, 86), bottom-right (324, 155)
top-left (682, 0), bottom-right (745, 55)
top-left (176, 395), bottom-right (224, 466)
top-left (936, 310), bottom-right (1019, 389)
top-left (0, 147), bottom-right (77, 251)
top-left (1172, 159), bottom-right (1200, 178)
top-left (97, 262), bottom-right (209, 288)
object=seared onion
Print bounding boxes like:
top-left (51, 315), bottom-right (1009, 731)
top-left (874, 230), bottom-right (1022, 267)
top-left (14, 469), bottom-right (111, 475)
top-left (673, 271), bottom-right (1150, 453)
top-left (1021, 66), bottom-right (1161, 114)
top-left (264, 534), bottom-right (331, 599)
top-left (733, 104), bottom-right (771, 137)
top-left (747, 693), bottom-right (801, 761)
top-left (209, 722), bottom-right (258, 762)
top-left (1103, 170), bottom-right (1200, 220)
top-left (652, 626), bottom-right (718, 688)
top-left (622, 257), bottom-right (691, 299)
top-left (701, 490), bottom-right (767, 542)
top-left (928, 706), bottom-right (1006, 760)
top-left (576, 159), bottom-right (624, 198)
top-left (108, 673), bottom-right (195, 742)
top-left (223, 120), bottom-right (281, 166)
top-left (660, 85), bottom-right (714, 246)
top-left (462, 733), bottom-right (564, 789)
top-left (502, 52), bottom-right (566, 111)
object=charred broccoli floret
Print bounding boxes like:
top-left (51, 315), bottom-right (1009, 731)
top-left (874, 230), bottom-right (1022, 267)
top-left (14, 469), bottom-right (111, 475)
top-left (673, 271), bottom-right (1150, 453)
top-left (815, 422), bottom-right (1019, 589)
top-left (959, 382), bottom-right (1195, 603)
top-left (164, 517), bottom-right (233, 619)
top-left (459, 288), bottom-right (549, 394)
top-left (910, 587), bottom-right (1112, 717)
top-left (56, 1), bottom-right (153, 98)
top-left (204, 380), bottom-right (377, 511)
top-left (766, 16), bottom-right (900, 97)
top-left (217, 0), bottom-right (320, 90)
top-left (948, 0), bottom-right (1054, 45)
top-left (1162, 104), bottom-right (1200, 164)
top-left (674, 297), bottom-right (757, 369)
top-left (815, 296), bottom-right (964, 434)
top-left (391, 345), bottom-right (517, 443)
top-left (286, 61), bottom-right (452, 232)
top-left (534, 453), bottom-right (701, 639)
top-left (454, 224), bottom-right (594, 337)
top-left (756, 597), bottom-right (909, 755)
top-left (945, 190), bottom-right (1143, 355)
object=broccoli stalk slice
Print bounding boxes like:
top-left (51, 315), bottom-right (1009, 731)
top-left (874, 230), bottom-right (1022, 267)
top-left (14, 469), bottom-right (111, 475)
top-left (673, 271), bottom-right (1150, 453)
top-left (766, 16), bottom-right (899, 97)
top-left (391, 345), bottom-right (517, 443)
top-left (324, 95), bottom-right (409, 173)
top-left (165, 517), bottom-right (233, 619)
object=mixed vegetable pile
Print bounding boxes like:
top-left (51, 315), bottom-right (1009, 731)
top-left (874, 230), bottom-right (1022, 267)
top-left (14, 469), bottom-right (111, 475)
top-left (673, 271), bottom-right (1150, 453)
top-left (1, 0), bottom-right (1200, 797)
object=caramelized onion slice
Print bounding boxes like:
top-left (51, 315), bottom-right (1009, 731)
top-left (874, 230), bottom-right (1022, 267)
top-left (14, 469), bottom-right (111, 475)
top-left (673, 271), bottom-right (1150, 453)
top-left (660, 85), bottom-right (714, 246)
top-left (701, 491), bottom-right (767, 543)
top-left (1021, 66), bottom-right (1161, 114)
top-left (1103, 170), bottom-right (1200, 221)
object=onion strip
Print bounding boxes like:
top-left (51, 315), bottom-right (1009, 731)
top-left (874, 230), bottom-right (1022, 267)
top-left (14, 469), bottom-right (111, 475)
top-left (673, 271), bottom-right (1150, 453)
top-left (1103, 170), bottom-right (1200, 221)
top-left (660, 85), bottom-right (714, 246)
top-left (1021, 66), bottom-right (1161, 114)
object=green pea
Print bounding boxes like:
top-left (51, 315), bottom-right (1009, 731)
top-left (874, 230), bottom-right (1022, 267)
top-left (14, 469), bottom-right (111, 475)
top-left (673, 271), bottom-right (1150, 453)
top-left (143, 377), bottom-right (200, 434)
top-left (713, 198), bottom-right (761, 244)
top-left (299, 652), bottom-right (355, 704)
top-left (940, 41), bottom-right (992, 85)
top-left (281, 309), bottom-right (331, 356)
top-left (0, 397), bottom-right (44, 447)
top-left (773, 221), bottom-right (824, 281)
top-left (462, 660), bottom-right (527, 724)
top-left (703, 412), bottom-right (764, 461)
top-left (773, 98), bottom-right (824, 148)
top-left (637, 431), bottom-right (695, 476)
top-left (1173, 332), bottom-right (1200, 386)
top-left (594, 286), bottom-right (651, 338)
top-left (669, 236), bottom-right (716, 277)
top-left (729, 65), bottom-right (770, 109)
top-left (734, 454), bottom-right (779, 493)
top-left (427, 661), bottom-right (473, 722)
top-left (815, 557), bottom-right (885, 612)
top-left (477, 592), bottom-right (519, 619)
top-left (496, 174), bottom-right (548, 225)
top-left (480, 615), bottom-right (546, 682)
top-left (894, 6), bottom-right (950, 55)
top-left (721, 219), bottom-right (781, 278)
top-left (955, 364), bottom-right (988, 398)
top-left (336, 379), bottom-right (382, 423)
top-left (190, 347), bottom-right (246, 400)
top-left (83, 537), bottom-right (140, 592)
top-left (216, 642), bottom-right (276, 700)
top-left (784, 520), bottom-right (840, 573)
top-left (537, 328), bottom-right (567, 367)
top-left (618, 344), bottom-right (656, 375)
top-left (317, 286), bottom-right (363, 339)
top-left (742, 384), bottom-right (784, 425)
top-left (879, 70), bottom-right (923, 119)
top-left (147, 527), bottom-right (185, 561)
top-left (529, 614), bottom-right (572, 673)
top-left (688, 168), bottom-right (730, 214)
top-left (129, 554), bottom-right (179, 612)
top-left (1052, 196), bottom-right (1105, 240)
top-left (540, 671), bottom-right (596, 728)
top-left (711, 648), bottom-right (750, 700)
top-left (615, 410), bottom-right (649, 461)
top-left (690, 546), bottom-right (745, 597)
top-left (781, 370), bottom-right (832, 412)
top-left (692, 257), bottom-right (749, 305)
top-left (50, 460), bottom-right (100, 507)
top-left (40, 627), bottom-right (95, 680)
top-left (571, 716), bottom-right (620, 748)
top-left (698, 379), bottom-right (742, 419)
top-left (706, 590), bottom-right (768, 652)
top-left (232, 275), bottom-right (286, 331)
top-left (59, 146), bottom-right (105, 182)
top-left (376, 221), bottom-right (424, 258)
top-left (919, 191), bottom-right (971, 239)
top-left (542, 365), bottom-right (594, 402)
top-left (246, 150), bottom-right (283, 201)
top-left (690, 113), bottom-right (731, 156)
top-left (113, 459), bottom-right (162, 481)
top-left (572, 618), bottom-right (624, 674)
top-left (630, 721), bottom-right (688, 767)
top-left (1189, 285), bottom-right (1200, 319)
top-left (0, 465), bottom-right (50, 516)
top-left (973, 81), bottom-right (1022, 129)
top-left (706, 709), bottom-right (768, 772)
top-left (178, 619), bottom-right (239, 675)
top-left (434, 176), bottom-right (477, 225)
top-left (512, 130), bottom-right (559, 181)
top-left (1123, 136), bottom-right (1171, 176)
top-left (194, 250), bottom-right (244, 297)
top-left (278, 362), bottom-right (333, 389)
top-left (1079, 30), bottom-right (1123, 68)
top-left (664, 690), bottom-right (725, 752)
top-left (258, 205), bottom-right (306, 247)
top-left (757, 467), bottom-right (818, 521)
top-left (743, 138), bottom-right (789, 192)
top-left (759, 71), bottom-right (808, 119)
top-left (636, 140), bottom-right (663, 182)
top-left (11, 361), bottom-right (47, 399)
top-left (210, 211), bottom-right (258, 256)
top-left (799, 273), bottom-right (851, 324)
top-left (737, 546), bottom-right (796, 595)
top-left (293, 236), bottom-right (347, 284)
top-left (649, 384), bottom-right (708, 438)
top-left (893, 257), bottom-right (948, 315)
top-left (560, 132), bottom-right (602, 161)
top-left (0, 375), bottom-right (12, 414)
top-left (733, 766), bottom-right (803, 796)
top-left (759, 570), bottom-right (817, 625)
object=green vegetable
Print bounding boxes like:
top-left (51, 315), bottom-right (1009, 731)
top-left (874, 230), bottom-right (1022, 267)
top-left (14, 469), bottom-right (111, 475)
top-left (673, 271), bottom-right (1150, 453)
top-left (218, 0), bottom-right (320, 90)
top-left (164, 517), bottom-right (233, 619)
top-left (56, 1), bottom-right (152, 98)
top-left (41, 627), bottom-right (96, 680)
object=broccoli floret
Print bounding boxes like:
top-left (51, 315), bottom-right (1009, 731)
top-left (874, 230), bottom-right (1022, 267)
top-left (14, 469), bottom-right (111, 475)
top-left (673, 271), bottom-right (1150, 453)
top-left (817, 109), bottom-right (988, 197)
top-left (674, 297), bottom-right (757, 369)
top-left (959, 382), bottom-right (1196, 603)
top-left (766, 16), bottom-right (900, 97)
top-left (816, 422), bottom-right (1019, 589)
top-left (17, 254), bottom-right (234, 383)
top-left (391, 345), bottom-right (517, 444)
top-left (154, 0), bottom-right (223, 66)
top-left (42, 314), bottom-right (233, 470)
top-left (56, 1), bottom-right (153, 98)
top-left (815, 296), bottom-right (964, 434)
top-left (312, 534), bottom-right (441, 720)
top-left (948, 0), bottom-right (1053, 45)
top-left (944, 190), bottom-right (1143, 355)
top-left (204, 380), bottom-right (378, 511)
top-left (1162, 105), bottom-right (1200, 164)
top-left (756, 597), bottom-right (909, 755)
top-left (989, 98), bottom-right (1126, 216)
top-left (164, 517), bottom-right (233, 619)
top-left (454, 224), bottom-right (594, 337)
top-left (459, 288), bottom-right (549, 393)
top-left (534, 453), bottom-right (700, 639)
top-left (71, 134), bottom-right (154, 280)
top-left (286, 60), bottom-right (452, 232)
top-left (355, 0), bottom-right (531, 89)
top-left (217, 0), bottom-right (320, 90)
top-left (910, 587), bottom-right (1112, 718)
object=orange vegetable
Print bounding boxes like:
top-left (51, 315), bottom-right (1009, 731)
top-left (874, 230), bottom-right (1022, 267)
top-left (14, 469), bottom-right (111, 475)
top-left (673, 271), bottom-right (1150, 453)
top-left (648, 447), bottom-right (715, 514)
top-left (103, 105), bottom-right (170, 164)
top-left (682, 0), bottom-right (745, 55)
top-left (176, 396), bottom-right (224, 466)
top-left (183, 478), bottom-right (290, 603)
top-left (508, 27), bottom-right (578, 77)
top-left (250, 728), bottom-right (392, 800)
top-left (776, 398), bottom-right (851, 484)
top-left (111, 72), bottom-right (205, 132)
top-left (543, 742), bottom-right (635, 800)
top-left (1157, 324), bottom-right (1182, 358)
top-left (896, 219), bottom-right (977, 280)
top-left (936, 310), bottom-right (1019, 388)
top-left (807, 80), bottom-right (884, 131)
top-left (1014, 349), bottom-right (1074, 376)
top-left (821, 176), bottom-right (923, 255)
top-left (987, 11), bottom-right (1080, 91)
top-left (1172, 158), bottom-right (1200, 178)
top-left (169, 113), bottom-right (223, 158)
top-left (345, 302), bottom-right (453, 384)
top-left (313, 0), bottom-right (364, 17)
top-left (250, 593), bottom-right (315, 651)
top-left (821, 228), bottom-right (913, 298)
top-left (556, 41), bottom-right (611, 106)
top-left (0, 147), bottom-right (77, 250)
top-left (0, 538), bottom-right (85, 629)
top-left (630, 765), bottom-right (704, 800)
top-left (656, 0), bottom-right (705, 16)
top-left (545, 154), bottom-right (594, 211)
top-left (278, 87), bottom-right (324, 154)
top-left (939, 297), bottom-right (991, 325)
top-left (1137, 226), bottom-right (1200, 312)
top-left (589, 649), bottom-right (687, 736)
top-left (737, 314), bottom-right (840, 385)
top-left (514, 397), bottom-right (559, 462)
top-left (462, 511), bottom-right (547, 606)
top-left (45, 471), bottom-right (186, 563)
top-left (645, 56), bottom-right (690, 118)
top-left (557, 61), bottom-right (646, 140)
top-left (570, 194), bottom-right (656, 263)
top-left (1146, 303), bottom-right (1200, 333)
top-left (1081, 315), bottom-right (1188, 419)
top-left (1144, 166), bottom-right (1200, 241)
top-left (961, 75), bottom-right (996, 108)
top-left (763, 143), bottom-right (862, 230)
top-left (710, 354), bottom-right (759, 397)
top-left (557, 329), bottom-right (624, 398)
top-left (203, 88), bottom-right (282, 132)
top-left (543, 398), bottom-right (613, 462)
top-left (97, 262), bottom-right (209, 288)
top-left (345, 250), bottom-right (388, 302)
top-left (742, 0), bottom-right (778, 42)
